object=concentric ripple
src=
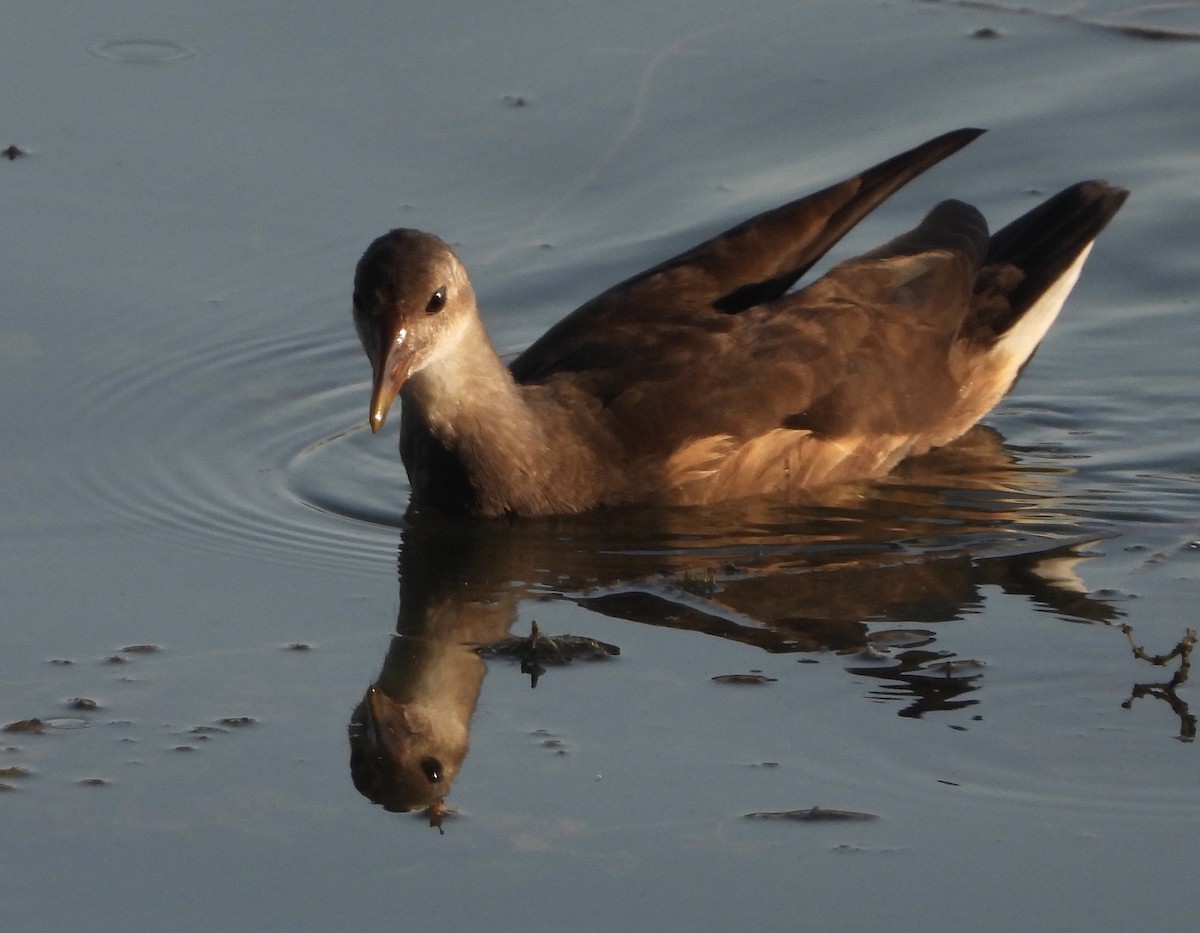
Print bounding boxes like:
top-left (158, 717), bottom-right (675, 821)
top-left (88, 39), bottom-right (197, 63)
top-left (65, 318), bottom-right (409, 576)
top-left (61, 307), bottom-right (1134, 579)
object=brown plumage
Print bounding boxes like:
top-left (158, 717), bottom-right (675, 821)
top-left (352, 129), bottom-right (1127, 517)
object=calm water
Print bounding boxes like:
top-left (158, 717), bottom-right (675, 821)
top-left (3, 2), bottom-right (1199, 931)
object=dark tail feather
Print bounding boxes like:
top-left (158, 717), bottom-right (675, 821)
top-left (987, 181), bottom-right (1129, 321)
top-left (863, 198), bottom-right (990, 267)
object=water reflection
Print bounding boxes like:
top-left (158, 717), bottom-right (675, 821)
top-left (347, 427), bottom-right (1121, 820)
top-left (1120, 623), bottom-right (1197, 742)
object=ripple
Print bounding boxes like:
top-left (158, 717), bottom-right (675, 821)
top-left (88, 39), bottom-right (196, 64)
top-left (65, 319), bottom-right (407, 576)
top-left (60, 310), bottom-right (1134, 580)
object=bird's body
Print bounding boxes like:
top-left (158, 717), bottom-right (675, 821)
top-left (352, 129), bottom-right (1126, 518)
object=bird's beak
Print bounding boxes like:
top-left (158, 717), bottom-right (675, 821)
top-left (369, 327), bottom-right (412, 433)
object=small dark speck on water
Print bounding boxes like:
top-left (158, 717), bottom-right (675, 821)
top-left (2, 144), bottom-right (26, 160)
top-left (48, 659), bottom-right (73, 666)
top-left (712, 671), bottom-right (777, 685)
top-left (78, 777), bottom-right (108, 787)
top-left (745, 806), bottom-right (878, 822)
top-left (121, 644), bottom-right (160, 654)
top-left (67, 698), bottom-right (99, 711)
top-left (215, 716), bottom-right (256, 727)
top-left (971, 27), bottom-right (1001, 39)
top-left (3, 719), bottom-right (46, 734)
top-left (104, 655), bottom-right (129, 665)
top-left (286, 642), bottom-right (311, 651)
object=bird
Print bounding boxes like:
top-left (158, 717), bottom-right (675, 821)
top-left (351, 128), bottom-right (1127, 518)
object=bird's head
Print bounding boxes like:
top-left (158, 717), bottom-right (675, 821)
top-left (352, 228), bottom-right (475, 432)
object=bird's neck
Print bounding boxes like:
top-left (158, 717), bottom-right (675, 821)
top-left (405, 312), bottom-right (527, 437)
top-left (400, 312), bottom-right (569, 515)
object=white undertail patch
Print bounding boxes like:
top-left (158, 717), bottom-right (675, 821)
top-left (991, 242), bottom-right (1095, 387)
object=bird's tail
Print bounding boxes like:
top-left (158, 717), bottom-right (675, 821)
top-left (986, 181), bottom-right (1128, 369)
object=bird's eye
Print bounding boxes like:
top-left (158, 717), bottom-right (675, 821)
top-left (351, 291), bottom-right (363, 311)
top-left (426, 287), bottom-right (447, 314)
top-left (420, 756), bottom-right (444, 783)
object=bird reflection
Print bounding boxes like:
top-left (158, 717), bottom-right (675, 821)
top-left (348, 426), bottom-right (1121, 820)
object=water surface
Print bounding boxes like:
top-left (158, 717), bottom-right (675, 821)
top-left (3, 2), bottom-right (1198, 931)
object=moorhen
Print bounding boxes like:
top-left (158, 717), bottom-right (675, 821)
top-left (352, 128), bottom-right (1126, 517)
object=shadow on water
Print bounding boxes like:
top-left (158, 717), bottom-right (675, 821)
top-left (347, 426), bottom-right (1126, 825)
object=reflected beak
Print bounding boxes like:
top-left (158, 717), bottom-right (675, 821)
top-left (369, 328), bottom-right (412, 433)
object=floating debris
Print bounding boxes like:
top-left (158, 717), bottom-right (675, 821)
top-left (744, 806), bottom-right (879, 822)
top-left (1120, 623), bottom-right (1195, 741)
top-left (868, 628), bottom-right (936, 649)
top-left (215, 716), bottom-right (256, 727)
top-left (852, 644), bottom-right (891, 662)
top-left (422, 800), bottom-right (455, 835)
top-left (67, 697), bottom-right (99, 711)
top-left (1121, 624), bottom-right (1195, 670)
top-left (925, 658), bottom-right (986, 678)
top-left (121, 644), bottom-right (161, 654)
top-left (479, 621), bottom-right (619, 688)
top-left (677, 567), bottom-right (721, 596)
top-left (712, 672), bottom-right (778, 685)
top-left (285, 642), bottom-right (312, 651)
top-left (3, 719), bottom-right (46, 734)
top-left (2, 145), bottom-right (26, 160)
top-left (189, 725), bottom-right (227, 735)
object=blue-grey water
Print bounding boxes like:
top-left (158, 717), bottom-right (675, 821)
top-left (3, 2), bottom-right (1199, 931)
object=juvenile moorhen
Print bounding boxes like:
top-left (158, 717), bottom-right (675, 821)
top-left (352, 129), bottom-right (1127, 517)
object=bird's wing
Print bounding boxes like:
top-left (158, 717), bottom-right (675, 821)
top-left (534, 199), bottom-right (992, 462)
top-left (510, 128), bottom-right (984, 384)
